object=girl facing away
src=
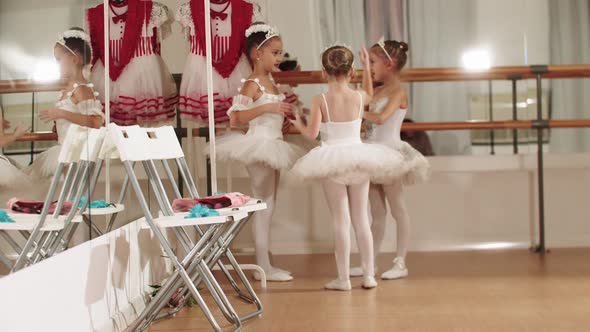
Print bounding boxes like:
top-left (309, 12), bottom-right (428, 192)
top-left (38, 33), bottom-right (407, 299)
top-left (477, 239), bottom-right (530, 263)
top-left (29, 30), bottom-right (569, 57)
top-left (290, 45), bottom-right (406, 291)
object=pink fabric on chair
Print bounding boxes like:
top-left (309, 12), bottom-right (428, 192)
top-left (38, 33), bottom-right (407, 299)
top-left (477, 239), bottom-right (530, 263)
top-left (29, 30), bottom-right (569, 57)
top-left (172, 198), bottom-right (199, 213)
top-left (172, 192), bottom-right (251, 212)
top-left (6, 197), bottom-right (73, 215)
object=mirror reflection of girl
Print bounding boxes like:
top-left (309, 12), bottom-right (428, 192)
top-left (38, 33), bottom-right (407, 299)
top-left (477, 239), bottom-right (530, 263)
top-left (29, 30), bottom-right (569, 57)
top-left (290, 45), bottom-right (406, 291)
top-left (27, 28), bottom-right (103, 179)
top-left (0, 117), bottom-right (30, 188)
top-left (350, 40), bottom-right (430, 280)
top-left (208, 23), bottom-right (304, 282)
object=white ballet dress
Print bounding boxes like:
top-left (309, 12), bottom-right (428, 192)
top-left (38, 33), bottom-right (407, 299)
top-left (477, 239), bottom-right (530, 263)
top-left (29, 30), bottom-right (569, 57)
top-left (87, 1), bottom-right (178, 126)
top-left (0, 155), bottom-right (30, 188)
top-left (209, 79), bottom-right (305, 170)
top-left (291, 93), bottom-right (406, 185)
top-left (366, 98), bottom-right (430, 185)
top-left (176, 0), bottom-right (256, 124)
top-left (26, 84), bottom-right (104, 179)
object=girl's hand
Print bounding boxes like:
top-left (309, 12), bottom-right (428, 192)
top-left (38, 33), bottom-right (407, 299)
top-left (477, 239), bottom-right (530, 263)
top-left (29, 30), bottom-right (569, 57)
top-left (359, 46), bottom-right (370, 69)
top-left (289, 111), bottom-right (305, 129)
top-left (13, 122), bottom-right (28, 139)
top-left (2, 119), bottom-right (10, 130)
top-left (39, 108), bottom-right (63, 122)
top-left (268, 102), bottom-right (292, 116)
top-left (281, 117), bottom-right (292, 135)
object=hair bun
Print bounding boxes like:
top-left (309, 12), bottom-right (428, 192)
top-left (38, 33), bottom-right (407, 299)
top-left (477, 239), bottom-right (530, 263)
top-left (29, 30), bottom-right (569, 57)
top-left (399, 42), bottom-right (409, 52)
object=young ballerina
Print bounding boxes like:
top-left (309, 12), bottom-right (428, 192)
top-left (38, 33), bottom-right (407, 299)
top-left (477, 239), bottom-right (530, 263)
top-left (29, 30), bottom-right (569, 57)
top-left (0, 119), bottom-right (29, 188)
top-left (290, 45), bottom-right (406, 290)
top-left (27, 28), bottom-right (104, 178)
top-left (211, 23), bottom-right (304, 282)
top-left (350, 40), bottom-right (430, 280)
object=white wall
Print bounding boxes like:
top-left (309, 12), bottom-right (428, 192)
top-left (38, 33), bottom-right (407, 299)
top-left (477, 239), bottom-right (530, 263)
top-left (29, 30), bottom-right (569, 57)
top-left (223, 153), bottom-right (590, 254)
top-left (473, 0), bottom-right (550, 67)
top-left (0, 219), bottom-right (171, 332)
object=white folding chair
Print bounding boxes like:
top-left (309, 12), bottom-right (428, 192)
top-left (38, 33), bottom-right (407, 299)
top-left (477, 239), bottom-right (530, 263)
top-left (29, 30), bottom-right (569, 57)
top-left (106, 124), bottom-right (249, 332)
top-left (62, 126), bottom-right (126, 242)
top-left (127, 125), bottom-right (270, 329)
top-left (4, 124), bottom-right (91, 272)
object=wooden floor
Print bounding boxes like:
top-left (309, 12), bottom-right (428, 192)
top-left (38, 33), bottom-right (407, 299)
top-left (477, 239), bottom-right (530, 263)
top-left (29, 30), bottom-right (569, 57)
top-left (148, 249), bottom-right (590, 332)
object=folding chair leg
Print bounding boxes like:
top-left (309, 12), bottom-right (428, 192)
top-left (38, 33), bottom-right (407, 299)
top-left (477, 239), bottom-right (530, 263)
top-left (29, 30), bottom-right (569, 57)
top-left (142, 224), bottom-right (239, 330)
top-left (84, 215), bottom-right (104, 237)
top-left (45, 162), bottom-right (93, 257)
top-left (52, 163), bottom-right (78, 219)
top-left (12, 162), bottom-right (63, 272)
top-left (124, 161), bottom-right (225, 332)
top-left (206, 215), bottom-right (264, 320)
top-left (0, 252), bottom-right (11, 270)
top-left (0, 231), bottom-right (30, 266)
top-left (161, 159), bottom-right (182, 199)
top-left (171, 226), bottom-right (242, 327)
top-left (223, 250), bottom-right (264, 321)
top-left (131, 224), bottom-right (226, 332)
top-left (106, 172), bottom-right (131, 232)
top-left (66, 162), bottom-right (83, 201)
top-left (176, 158), bottom-right (199, 198)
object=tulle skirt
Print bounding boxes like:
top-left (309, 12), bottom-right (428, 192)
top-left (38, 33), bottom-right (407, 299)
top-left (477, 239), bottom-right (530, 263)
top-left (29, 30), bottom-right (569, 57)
top-left (372, 140), bottom-right (431, 185)
top-left (1, 155), bottom-right (32, 188)
top-left (24, 145), bottom-right (61, 180)
top-left (291, 142), bottom-right (407, 185)
top-left (91, 55), bottom-right (178, 126)
top-left (178, 54), bottom-right (251, 124)
top-left (206, 132), bottom-right (306, 170)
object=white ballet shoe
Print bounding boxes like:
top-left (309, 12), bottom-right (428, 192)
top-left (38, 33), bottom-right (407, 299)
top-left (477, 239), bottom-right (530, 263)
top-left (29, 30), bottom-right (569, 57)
top-left (349, 266), bottom-right (377, 277)
top-left (362, 276), bottom-right (378, 289)
top-left (271, 266), bottom-right (292, 276)
top-left (324, 279), bottom-right (352, 291)
top-left (254, 269), bottom-right (293, 282)
top-left (380, 257), bottom-right (408, 280)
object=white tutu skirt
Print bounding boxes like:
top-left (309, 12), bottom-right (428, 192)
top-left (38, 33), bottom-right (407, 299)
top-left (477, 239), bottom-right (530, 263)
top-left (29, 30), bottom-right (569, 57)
top-left (291, 142), bottom-right (407, 185)
top-left (91, 55), bottom-right (178, 126)
top-left (179, 54), bottom-right (251, 124)
top-left (206, 132), bottom-right (306, 170)
top-left (372, 141), bottom-right (431, 185)
top-left (0, 156), bottom-right (31, 188)
top-left (24, 145), bottom-right (61, 179)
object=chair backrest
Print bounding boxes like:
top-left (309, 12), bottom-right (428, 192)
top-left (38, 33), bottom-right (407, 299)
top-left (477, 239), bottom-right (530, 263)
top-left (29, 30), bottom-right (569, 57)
top-left (57, 124), bottom-right (89, 164)
top-left (107, 123), bottom-right (147, 162)
top-left (143, 126), bottom-right (185, 161)
top-left (79, 127), bottom-right (106, 162)
top-left (107, 124), bottom-right (185, 162)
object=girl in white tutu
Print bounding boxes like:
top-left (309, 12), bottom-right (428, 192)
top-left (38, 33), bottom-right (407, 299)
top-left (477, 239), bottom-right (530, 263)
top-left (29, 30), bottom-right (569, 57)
top-left (350, 40), bottom-right (430, 280)
top-left (212, 23), bottom-right (304, 282)
top-left (27, 28), bottom-right (104, 179)
top-left (290, 45), bottom-right (406, 291)
top-left (1, 119), bottom-right (29, 188)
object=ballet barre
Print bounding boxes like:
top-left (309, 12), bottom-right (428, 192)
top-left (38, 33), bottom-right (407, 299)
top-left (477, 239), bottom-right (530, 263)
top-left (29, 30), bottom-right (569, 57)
top-left (2, 64), bottom-right (590, 95)
top-left (272, 64), bottom-right (590, 85)
top-left (11, 119), bottom-right (590, 145)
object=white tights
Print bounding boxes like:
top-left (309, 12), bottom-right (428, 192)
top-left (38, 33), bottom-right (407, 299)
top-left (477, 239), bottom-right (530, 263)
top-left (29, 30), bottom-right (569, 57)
top-left (246, 162), bottom-right (280, 272)
top-left (322, 179), bottom-right (375, 280)
top-left (369, 181), bottom-right (410, 259)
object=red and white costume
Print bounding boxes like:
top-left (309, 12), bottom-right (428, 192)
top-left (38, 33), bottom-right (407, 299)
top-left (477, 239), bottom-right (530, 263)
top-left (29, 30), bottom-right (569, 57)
top-left (176, 0), bottom-right (260, 124)
top-left (87, 0), bottom-right (178, 126)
